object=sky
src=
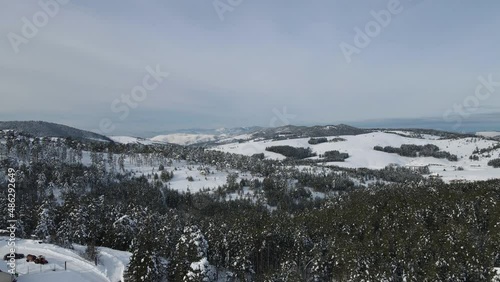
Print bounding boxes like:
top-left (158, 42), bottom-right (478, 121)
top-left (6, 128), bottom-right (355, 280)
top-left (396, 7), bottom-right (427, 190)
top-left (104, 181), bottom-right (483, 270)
top-left (0, 0), bottom-right (499, 136)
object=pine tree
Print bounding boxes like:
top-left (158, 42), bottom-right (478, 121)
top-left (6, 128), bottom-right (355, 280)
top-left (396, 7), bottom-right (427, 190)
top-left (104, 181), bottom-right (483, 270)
top-left (125, 214), bottom-right (167, 282)
top-left (111, 213), bottom-right (136, 251)
top-left (34, 199), bottom-right (57, 241)
top-left (170, 225), bottom-right (215, 282)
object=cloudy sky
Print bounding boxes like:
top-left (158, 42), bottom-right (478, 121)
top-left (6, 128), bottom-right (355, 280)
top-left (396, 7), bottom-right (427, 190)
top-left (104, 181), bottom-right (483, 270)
top-left (1, 0), bottom-right (499, 135)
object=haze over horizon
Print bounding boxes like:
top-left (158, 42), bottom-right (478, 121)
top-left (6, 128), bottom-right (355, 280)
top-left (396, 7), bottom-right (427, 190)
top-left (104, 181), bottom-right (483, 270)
top-left (1, 0), bottom-right (499, 135)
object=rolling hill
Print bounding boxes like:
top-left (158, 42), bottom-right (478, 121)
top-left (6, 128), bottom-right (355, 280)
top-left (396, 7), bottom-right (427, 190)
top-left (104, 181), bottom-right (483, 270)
top-left (212, 130), bottom-right (500, 183)
top-left (0, 121), bottom-right (111, 142)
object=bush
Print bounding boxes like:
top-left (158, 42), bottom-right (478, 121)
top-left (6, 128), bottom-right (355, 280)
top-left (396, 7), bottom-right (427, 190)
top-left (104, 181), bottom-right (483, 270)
top-left (251, 153), bottom-right (265, 160)
top-left (265, 145), bottom-right (316, 159)
top-left (161, 171), bottom-right (174, 182)
top-left (329, 137), bottom-right (346, 142)
top-left (487, 158), bottom-right (500, 168)
top-left (322, 150), bottom-right (349, 161)
top-left (470, 155), bottom-right (480, 161)
top-left (308, 137), bottom-right (328, 145)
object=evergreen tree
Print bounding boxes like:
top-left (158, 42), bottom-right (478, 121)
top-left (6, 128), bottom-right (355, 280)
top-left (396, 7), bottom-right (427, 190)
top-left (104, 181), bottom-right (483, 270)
top-left (170, 225), bottom-right (215, 281)
top-left (125, 214), bottom-right (167, 282)
top-left (34, 199), bottom-right (57, 241)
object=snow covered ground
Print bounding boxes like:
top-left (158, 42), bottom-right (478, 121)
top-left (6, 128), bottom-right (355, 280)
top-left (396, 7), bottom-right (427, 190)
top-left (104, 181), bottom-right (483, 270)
top-left (0, 237), bottom-right (130, 282)
top-left (80, 150), bottom-right (254, 194)
top-left (212, 132), bottom-right (500, 182)
top-left (123, 158), bottom-right (251, 193)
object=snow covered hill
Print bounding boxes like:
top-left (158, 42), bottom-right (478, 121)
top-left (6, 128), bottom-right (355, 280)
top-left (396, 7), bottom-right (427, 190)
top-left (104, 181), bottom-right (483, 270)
top-left (147, 126), bottom-right (262, 145)
top-left (477, 131), bottom-right (500, 138)
top-left (151, 133), bottom-right (217, 145)
top-left (212, 131), bottom-right (500, 182)
top-left (109, 136), bottom-right (157, 145)
top-left (0, 237), bottom-right (130, 282)
top-left (0, 121), bottom-right (112, 142)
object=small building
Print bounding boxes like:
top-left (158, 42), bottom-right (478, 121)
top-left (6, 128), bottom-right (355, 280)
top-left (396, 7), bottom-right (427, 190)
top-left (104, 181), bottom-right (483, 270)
top-left (429, 173), bottom-right (442, 179)
top-left (0, 271), bottom-right (16, 282)
top-left (405, 165), bottom-right (428, 170)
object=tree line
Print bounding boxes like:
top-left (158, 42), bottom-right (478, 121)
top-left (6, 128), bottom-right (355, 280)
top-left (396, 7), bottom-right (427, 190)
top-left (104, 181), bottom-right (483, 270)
top-left (374, 144), bottom-right (458, 161)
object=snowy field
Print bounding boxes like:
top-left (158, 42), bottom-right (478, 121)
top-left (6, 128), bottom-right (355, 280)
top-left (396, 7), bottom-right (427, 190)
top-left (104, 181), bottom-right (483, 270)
top-left (0, 237), bottom-right (130, 282)
top-left (123, 159), bottom-right (252, 193)
top-left (79, 150), bottom-right (254, 194)
top-left (212, 132), bottom-right (500, 182)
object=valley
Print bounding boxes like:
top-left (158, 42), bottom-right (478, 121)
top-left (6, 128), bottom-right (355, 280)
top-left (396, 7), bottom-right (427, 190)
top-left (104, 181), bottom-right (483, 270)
top-left (1, 122), bottom-right (500, 281)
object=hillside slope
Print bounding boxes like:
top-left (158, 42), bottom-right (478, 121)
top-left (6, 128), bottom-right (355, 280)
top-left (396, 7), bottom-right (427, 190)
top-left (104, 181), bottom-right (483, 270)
top-left (0, 121), bottom-right (111, 142)
top-left (213, 131), bottom-right (500, 182)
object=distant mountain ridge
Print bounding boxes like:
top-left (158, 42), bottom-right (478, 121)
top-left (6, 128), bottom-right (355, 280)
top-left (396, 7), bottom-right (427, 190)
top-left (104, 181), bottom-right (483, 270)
top-left (144, 124), bottom-right (476, 146)
top-left (251, 124), bottom-right (369, 140)
top-left (151, 133), bottom-right (218, 145)
top-left (148, 126), bottom-right (264, 145)
top-left (0, 121), bottom-right (112, 142)
top-left (148, 126), bottom-right (264, 136)
top-left (150, 124), bottom-right (370, 146)
top-left (1, 121), bottom-right (481, 146)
